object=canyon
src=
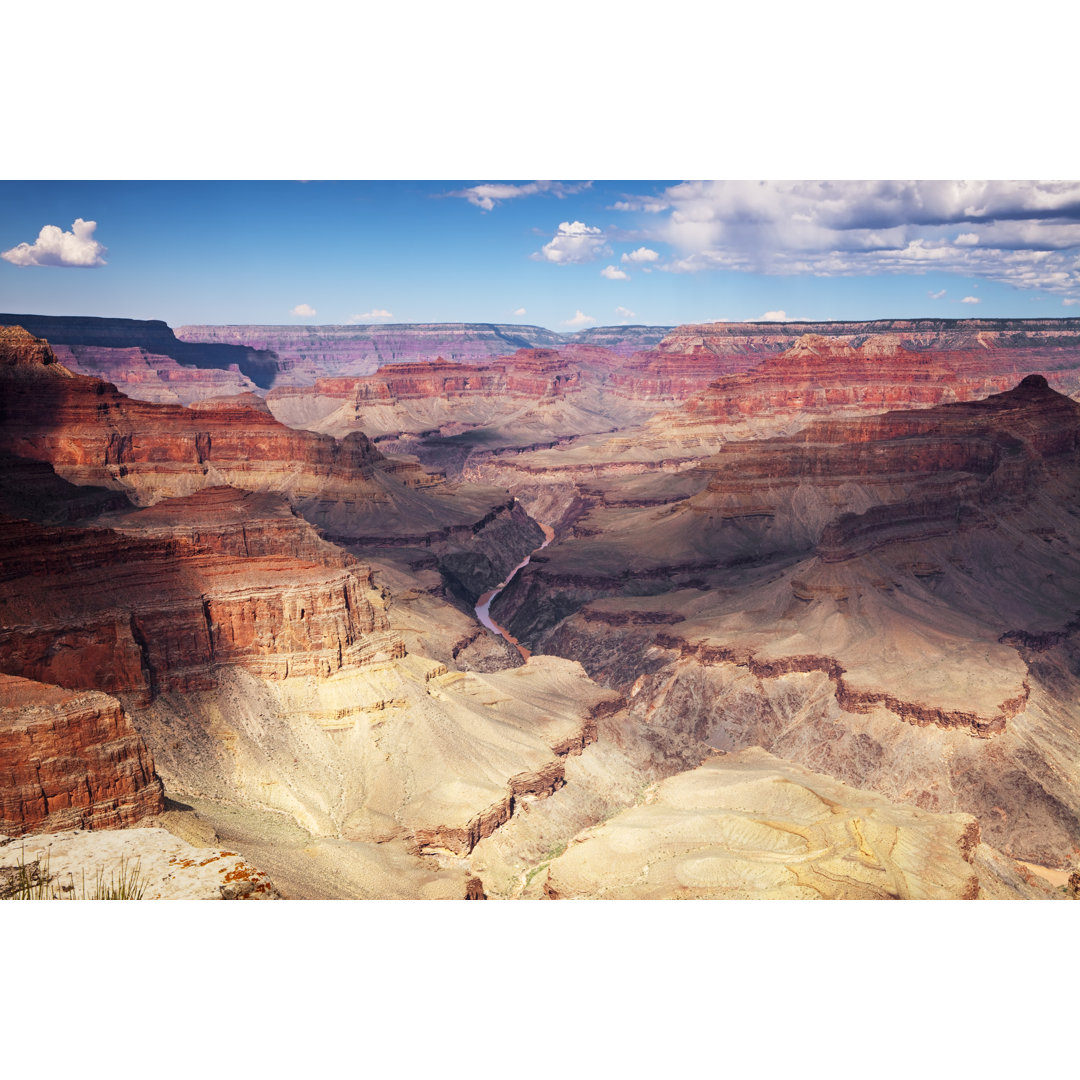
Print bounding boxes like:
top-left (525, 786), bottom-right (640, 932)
top-left (3, 316), bottom-right (1080, 898)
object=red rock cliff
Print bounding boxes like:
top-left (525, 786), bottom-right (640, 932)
top-left (0, 674), bottom-right (164, 836)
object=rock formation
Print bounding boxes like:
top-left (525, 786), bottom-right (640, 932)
top-left (5, 316), bottom-right (1080, 897)
top-left (0, 313), bottom-right (280, 387)
top-left (0, 674), bottom-right (164, 836)
top-left (490, 376), bottom-right (1080, 867)
top-left (0, 827), bottom-right (279, 899)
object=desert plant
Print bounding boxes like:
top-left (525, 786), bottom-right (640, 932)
top-left (89, 856), bottom-right (144, 900)
top-left (2, 848), bottom-right (144, 900)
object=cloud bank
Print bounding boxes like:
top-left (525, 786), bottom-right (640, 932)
top-left (348, 309), bottom-right (395, 323)
top-left (2, 218), bottom-right (107, 267)
top-left (616, 181), bottom-right (1080, 299)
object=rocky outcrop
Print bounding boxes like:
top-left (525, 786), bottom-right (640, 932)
top-left (0, 675), bottom-right (164, 836)
top-left (0, 510), bottom-right (395, 703)
top-left (51, 344), bottom-right (259, 404)
top-left (0, 827), bottom-right (280, 899)
top-left (0, 313), bottom-right (280, 387)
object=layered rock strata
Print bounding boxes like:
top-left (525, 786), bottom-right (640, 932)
top-left (0, 675), bottom-right (164, 836)
top-left (0, 326), bottom-right (546, 590)
top-left (0, 313), bottom-right (279, 387)
top-left (491, 378), bottom-right (1080, 864)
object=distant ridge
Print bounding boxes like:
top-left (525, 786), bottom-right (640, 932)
top-left (0, 313), bottom-right (279, 388)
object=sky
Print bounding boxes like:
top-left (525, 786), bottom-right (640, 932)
top-left (3, 180), bottom-right (1080, 331)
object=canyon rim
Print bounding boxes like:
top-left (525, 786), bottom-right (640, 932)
top-left (3, 181), bottom-right (1080, 909)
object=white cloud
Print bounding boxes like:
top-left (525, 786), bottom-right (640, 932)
top-left (447, 180), bottom-right (591, 211)
top-left (291, 303), bottom-right (317, 317)
top-left (961, 296), bottom-right (981, 304)
top-left (929, 289), bottom-right (947, 299)
top-left (1064, 298), bottom-right (1080, 306)
top-left (760, 310), bottom-right (788, 321)
top-left (615, 306), bottom-right (636, 321)
top-left (601, 265), bottom-right (628, 280)
top-left (639, 181), bottom-right (1080, 297)
top-left (564, 309), bottom-right (597, 327)
top-left (610, 198), bottom-right (670, 213)
top-left (513, 307), bottom-right (526, 316)
top-left (621, 246), bottom-right (660, 264)
top-left (535, 221), bottom-right (608, 265)
top-left (2, 218), bottom-right (107, 267)
top-left (347, 309), bottom-right (395, 322)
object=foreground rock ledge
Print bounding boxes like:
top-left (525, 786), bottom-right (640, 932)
top-left (0, 827), bottom-right (280, 900)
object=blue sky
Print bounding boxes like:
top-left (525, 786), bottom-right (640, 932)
top-left (3, 180), bottom-right (1080, 330)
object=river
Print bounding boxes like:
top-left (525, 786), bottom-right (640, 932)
top-left (474, 522), bottom-right (555, 661)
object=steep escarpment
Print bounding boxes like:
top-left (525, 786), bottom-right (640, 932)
top-left (0, 510), bottom-right (395, 702)
top-left (495, 374), bottom-right (1080, 640)
top-left (0, 674), bottom-right (164, 836)
top-left (657, 317), bottom-right (1080, 362)
top-left (176, 322), bottom-right (671, 382)
top-left (176, 322), bottom-right (569, 382)
top-left (51, 345), bottom-right (259, 404)
top-left (0, 313), bottom-right (280, 388)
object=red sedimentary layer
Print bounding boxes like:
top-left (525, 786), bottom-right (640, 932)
top-left (650, 634), bottom-right (1025, 738)
top-left (51, 344), bottom-right (258, 403)
top-left (0, 511), bottom-right (395, 705)
top-left (700, 374), bottom-right (1079, 513)
top-left (0, 674), bottom-right (164, 836)
top-left (0, 327), bottom-right (454, 504)
top-left (671, 334), bottom-right (1059, 426)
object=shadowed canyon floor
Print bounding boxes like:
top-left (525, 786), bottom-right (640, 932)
top-left (3, 319), bottom-right (1080, 898)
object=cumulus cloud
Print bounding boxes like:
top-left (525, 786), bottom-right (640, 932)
top-left (621, 246), bottom-right (660, 264)
top-left (347, 309), bottom-right (395, 322)
top-left (760, 310), bottom-right (789, 321)
top-left (447, 180), bottom-right (592, 211)
top-left (564, 310), bottom-right (597, 327)
top-left (961, 296), bottom-right (981, 304)
top-left (929, 289), bottom-right (947, 299)
top-left (615, 306), bottom-right (636, 322)
top-left (2, 218), bottom-right (107, 268)
top-left (636, 181), bottom-right (1080, 297)
top-left (535, 221), bottom-right (609, 265)
top-left (291, 303), bottom-right (317, 317)
top-left (513, 307), bottom-right (526, 316)
top-left (601, 265), bottom-right (628, 280)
